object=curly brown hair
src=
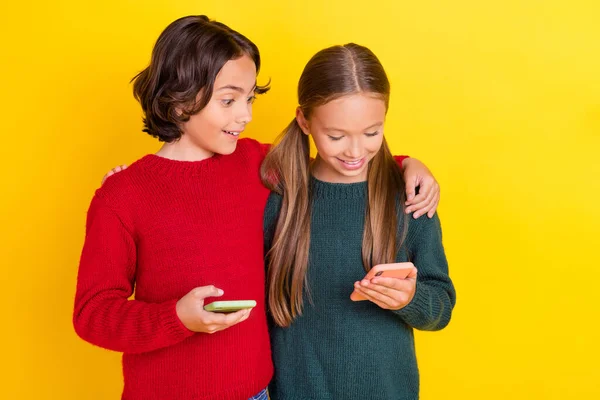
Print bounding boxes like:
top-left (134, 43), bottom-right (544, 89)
top-left (132, 15), bottom-right (270, 142)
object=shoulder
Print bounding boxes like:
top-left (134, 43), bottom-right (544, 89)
top-left (93, 156), bottom-right (152, 210)
top-left (403, 212), bottom-right (443, 249)
top-left (234, 138), bottom-right (270, 160)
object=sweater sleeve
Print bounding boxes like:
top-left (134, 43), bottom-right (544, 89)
top-left (393, 155), bottom-right (410, 168)
top-left (393, 213), bottom-right (456, 331)
top-left (73, 195), bottom-right (194, 354)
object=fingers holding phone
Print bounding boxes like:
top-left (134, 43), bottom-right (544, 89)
top-left (351, 262), bottom-right (417, 310)
top-left (175, 286), bottom-right (253, 334)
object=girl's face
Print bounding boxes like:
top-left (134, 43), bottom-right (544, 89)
top-left (298, 93), bottom-right (386, 183)
top-left (178, 54), bottom-right (257, 159)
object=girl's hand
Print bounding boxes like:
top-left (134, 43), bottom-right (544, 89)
top-left (402, 158), bottom-right (440, 219)
top-left (176, 286), bottom-right (252, 334)
top-left (352, 267), bottom-right (418, 310)
top-left (101, 165), bottom-right (128, 185)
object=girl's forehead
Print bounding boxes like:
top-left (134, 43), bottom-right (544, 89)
top-left (311, 94), bottom-right (386, 128)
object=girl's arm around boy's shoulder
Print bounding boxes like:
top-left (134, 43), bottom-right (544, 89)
top-left (393, 213), bottom-right (456, 331)
top-left (73, 194), bottom-right (194, 354)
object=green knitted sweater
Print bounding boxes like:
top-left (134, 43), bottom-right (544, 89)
top-left (263, 176), bottom-right (456, 400)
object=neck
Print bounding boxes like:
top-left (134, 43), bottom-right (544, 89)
top-left (156, 137), bottom-right (214, 161)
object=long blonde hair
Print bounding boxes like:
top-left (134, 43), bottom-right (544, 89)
top-left (261, 43), bottom-right (408, 327)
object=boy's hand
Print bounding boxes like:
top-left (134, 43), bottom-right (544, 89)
top-left (176, 286), bottom-right (252, 334)
top-left (101, 165), bottom-right (128, 185)
top-left (402, 158), bottom-right (440, 219)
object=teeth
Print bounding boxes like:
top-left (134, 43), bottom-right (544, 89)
top-left (224, 130), bottom-right (240, 136)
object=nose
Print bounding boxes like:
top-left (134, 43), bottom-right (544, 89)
top-left (344, 137), bottom-right (362, 159)
top-left (236, 101), bottom-right (253, 125)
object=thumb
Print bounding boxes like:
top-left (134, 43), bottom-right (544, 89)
top-left (406, 266), bottom-right (418, 280)
top-left (192, 285), bottom-right (224, 300)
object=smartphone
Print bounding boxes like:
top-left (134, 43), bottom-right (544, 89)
top-left (350, 262), bottom-right (415, 301)
top-left (204, 300), bottom-right (257, 313)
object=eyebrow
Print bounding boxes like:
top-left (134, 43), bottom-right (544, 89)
top-left (324, 122), bottom-right (384, 133)
top-left (215, 84), bottom-right (257, 94)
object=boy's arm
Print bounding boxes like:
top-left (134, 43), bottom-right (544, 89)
top-left (73, 195), bottom-right (194, 354)
top-left (394, 156), bottom-right (440, 219)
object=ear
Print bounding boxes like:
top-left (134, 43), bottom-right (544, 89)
top-left (295, 107), bottom-right (310, 136)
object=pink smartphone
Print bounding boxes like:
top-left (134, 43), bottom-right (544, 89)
top-left (350, 262), bottom-right (415, 301)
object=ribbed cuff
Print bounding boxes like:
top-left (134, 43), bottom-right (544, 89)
top-left (393, 282), bottom-right (438, 328)
top-left (159, 299), bottom-right (195, 342)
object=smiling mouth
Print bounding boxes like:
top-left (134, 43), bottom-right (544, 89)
top-left (223, 130), bottom-right (242, 136)
top-left (338, 158), bottom-right (364, 165)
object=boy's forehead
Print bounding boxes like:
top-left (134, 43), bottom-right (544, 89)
top-left (214, 55), bottom-right (257, 92)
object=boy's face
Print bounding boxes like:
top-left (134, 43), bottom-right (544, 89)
top-left (298, 93), bottom-right (386, 183)
top-left (179, 54), bottom-right (257, 157)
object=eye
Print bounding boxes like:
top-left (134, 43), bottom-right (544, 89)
top-left (365, 131), bottom-right (380, 137)
top-left (247, 95), bottom-right (257, 104)
top-left (328, 135), bottom-right (343, 141)
top-left (221, 99), bottom-right (234, 107)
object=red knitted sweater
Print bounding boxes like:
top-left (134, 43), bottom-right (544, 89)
top-left (74, 138), bottom-right (272, 400)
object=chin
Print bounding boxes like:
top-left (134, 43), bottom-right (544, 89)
top-left (218, 142), bottom-right (238, 155)
top-left (336, 167), bottom-right (368, 182)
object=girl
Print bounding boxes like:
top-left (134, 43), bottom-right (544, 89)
top-left (79, 15), bottom-right (440, 400)
top-left (262, 44), bottom-right (456, 400)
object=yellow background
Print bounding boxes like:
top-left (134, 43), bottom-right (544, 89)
top-left (1, 0), bottom-right (599, 398)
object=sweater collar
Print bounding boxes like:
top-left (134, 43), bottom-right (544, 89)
top-left (310, 175), bottom-right (368, 199)
top-left (138, 153), bottom-right (223, 176)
